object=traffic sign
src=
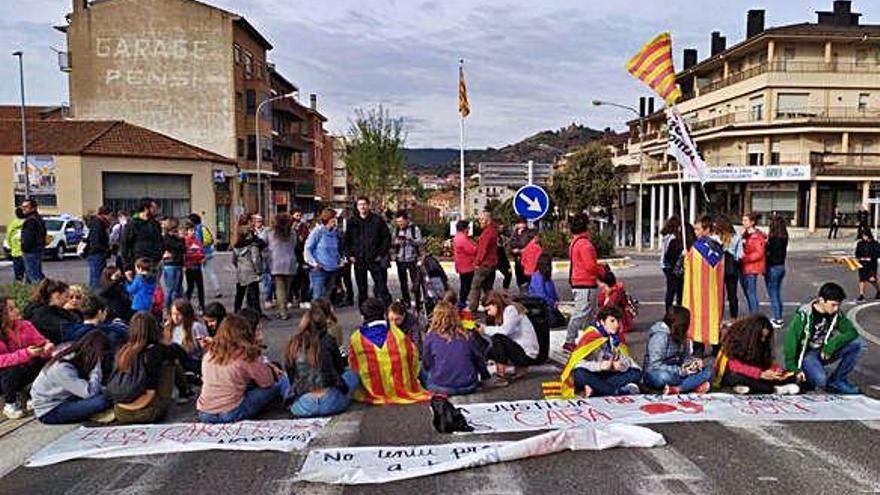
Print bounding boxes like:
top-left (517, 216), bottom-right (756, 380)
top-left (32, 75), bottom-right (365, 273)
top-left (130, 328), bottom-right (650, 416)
top-left (513, 184), bottom-right (550, 221)
top-left (867, 197), bottom-right (880, 204)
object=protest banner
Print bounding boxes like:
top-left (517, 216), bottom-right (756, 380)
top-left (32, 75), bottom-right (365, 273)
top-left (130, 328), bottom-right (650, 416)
top-left (296, 424), bottom-right (665, 485)
top-left (459, 394), bottom-right (880, 434)
top-left (27, 418), bottom-right (329, 467)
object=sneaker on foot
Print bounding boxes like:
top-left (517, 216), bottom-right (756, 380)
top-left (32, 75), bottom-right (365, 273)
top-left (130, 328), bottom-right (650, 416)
top-left (771, 319), bottom-right (784, 330)
top-left (663, 385), bottom-right (681, 395)
top-left (732, 385), bottom-right (751, 395)
top-left (858, 295), bottom-right (866, 302)
top-left (562, 342), bottom-right (577, 353)
top-left (693, 381), bottom-right (711, 394)
top-left (482, 376), bottom-right (509, 389)
top-left (774, 383), bottom-right (800, 395)
top-left (90, 409), bottom-right (116, 424)
top-left (618, 383), bottom-right (640, 395)
top-left (3, 403), bottom-right (26, 419)
top-left (263, 301), bottom-right (274, 310)
top-left (827, 380), bottom-right (861, 395)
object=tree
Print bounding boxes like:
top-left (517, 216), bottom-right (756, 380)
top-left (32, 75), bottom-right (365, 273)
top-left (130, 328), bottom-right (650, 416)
top-left (549, 141), bottom-right (619, 216)
top-left (343, 105), bottom-right (406, 207)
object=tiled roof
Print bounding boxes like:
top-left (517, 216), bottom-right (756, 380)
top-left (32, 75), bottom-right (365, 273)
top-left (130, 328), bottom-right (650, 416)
top-left (0, 119), bottom-right (235, 163)
top-left (0, 106), bottom-right (65, 120)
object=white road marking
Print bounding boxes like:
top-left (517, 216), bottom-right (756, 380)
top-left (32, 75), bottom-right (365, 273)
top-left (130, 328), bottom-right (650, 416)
top-left (0, 421), bottom-right (77, 478)
top-left (847, 301), bottom-right (880, 347)
top-left (640, 446), bottom-right (714, 494)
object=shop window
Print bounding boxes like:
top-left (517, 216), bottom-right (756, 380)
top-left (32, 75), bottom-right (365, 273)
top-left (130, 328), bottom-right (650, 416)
top-left (751, 190), bottom-right (797, 223)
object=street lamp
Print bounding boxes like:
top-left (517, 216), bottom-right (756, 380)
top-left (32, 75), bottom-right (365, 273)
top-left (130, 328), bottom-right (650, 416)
top-left (12, 51), bottom-right (30, 200)
top-left (593, 99), bottom-right (644, 252)
top-left (255, 91), bottom-right (297, 217)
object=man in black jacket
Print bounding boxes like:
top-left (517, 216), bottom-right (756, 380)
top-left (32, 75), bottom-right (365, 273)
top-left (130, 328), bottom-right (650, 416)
top-left (345, 197), bottom-right (392, 308)
top-left (121, 197), bottom-right (163, 275)
top-left (20, 199), bottom-right (46, 283)
top-left (86, 206), bottom-right (113, 289)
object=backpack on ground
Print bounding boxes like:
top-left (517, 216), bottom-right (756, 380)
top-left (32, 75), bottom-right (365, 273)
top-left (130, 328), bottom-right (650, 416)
top-left (430, 396), bottom-right (473, 434)
top-left (106, 353), bottom-right (148, 404)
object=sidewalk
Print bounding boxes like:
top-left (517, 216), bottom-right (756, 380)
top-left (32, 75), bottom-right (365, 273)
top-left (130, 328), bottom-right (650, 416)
top-left (617, 235), bottom-right (857, 254)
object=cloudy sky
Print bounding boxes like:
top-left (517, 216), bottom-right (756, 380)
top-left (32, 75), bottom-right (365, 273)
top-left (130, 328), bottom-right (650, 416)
top-left (1, 0), bottom-right (877, 147)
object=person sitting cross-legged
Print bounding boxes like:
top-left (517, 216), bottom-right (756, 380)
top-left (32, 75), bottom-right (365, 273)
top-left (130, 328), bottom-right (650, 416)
top-left (715, 314), bottom-right (800, 395)
top-left (642, 306), bottom-right (711, 395)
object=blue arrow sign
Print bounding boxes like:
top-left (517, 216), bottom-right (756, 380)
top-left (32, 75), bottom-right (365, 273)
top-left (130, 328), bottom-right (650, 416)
top-left (513, 184), bottom-right (550, 221)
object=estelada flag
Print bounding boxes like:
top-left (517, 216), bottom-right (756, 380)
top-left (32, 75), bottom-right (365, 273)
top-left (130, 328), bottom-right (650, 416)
top-left (682, 237), bottom-right (725, 345)
top-left (348, 325), bottom-right (432, 405)
top-left (459, 64), bottom-right (470, 118)
top-left (546, 326), bottom-right (632, 399)
top-left (626, 32), bottom-right (682, 106)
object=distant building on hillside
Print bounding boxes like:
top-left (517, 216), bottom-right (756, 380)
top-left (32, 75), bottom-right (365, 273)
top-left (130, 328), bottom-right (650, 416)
top-left (478, 162), bottom-right (553, 189)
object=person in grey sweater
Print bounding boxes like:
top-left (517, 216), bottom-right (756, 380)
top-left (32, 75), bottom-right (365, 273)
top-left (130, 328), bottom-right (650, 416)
top-left (32, 331), bottom-right (112, 424)
top-left (267, 213), bottom-right (298, 320)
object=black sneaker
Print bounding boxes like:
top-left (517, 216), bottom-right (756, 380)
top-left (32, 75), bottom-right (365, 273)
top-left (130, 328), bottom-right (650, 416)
top-left (858, 295), bottom-right (866, 302)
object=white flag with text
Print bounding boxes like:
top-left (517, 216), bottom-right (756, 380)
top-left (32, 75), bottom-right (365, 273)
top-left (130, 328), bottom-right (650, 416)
top-left (667, 107), bottom-right (709, 184)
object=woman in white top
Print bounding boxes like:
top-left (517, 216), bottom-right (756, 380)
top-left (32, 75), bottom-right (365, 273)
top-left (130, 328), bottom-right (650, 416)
top-left (478, 290), bottom-right (538, 381)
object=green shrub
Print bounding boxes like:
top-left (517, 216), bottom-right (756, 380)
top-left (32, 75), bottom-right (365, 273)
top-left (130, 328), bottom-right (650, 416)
top-left (536, 230), bottom-right (570, 259)
top-left (590, 229), bottom-right (615, 259)
top-left (424, 236), bottom-right (449, 258)
top-left (0, 283), bottom-right (35, 311)
top-left (421, 222), bottom-right (451, 239)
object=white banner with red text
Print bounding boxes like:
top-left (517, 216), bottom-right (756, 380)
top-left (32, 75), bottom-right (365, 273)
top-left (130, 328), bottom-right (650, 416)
top-left (26, 418), bottom-right (330, 467)
top-left (296, 424), bottom-right (665, 485)
top-left (459, 394), bottom-right (880, 434)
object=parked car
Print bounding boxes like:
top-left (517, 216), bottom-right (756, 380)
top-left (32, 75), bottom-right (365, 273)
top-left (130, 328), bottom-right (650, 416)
top-left (4, 214), bottom-right (87, 261)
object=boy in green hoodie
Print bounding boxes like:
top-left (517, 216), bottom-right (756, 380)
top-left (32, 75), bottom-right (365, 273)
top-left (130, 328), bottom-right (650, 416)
top-left (783, 282), bottom-right (865, 394)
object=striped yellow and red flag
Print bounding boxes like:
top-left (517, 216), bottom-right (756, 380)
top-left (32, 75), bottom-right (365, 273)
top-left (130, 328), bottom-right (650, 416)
top-left (348, 325), bottom-right (432, 405)
top-left (682, 237), bottom-right (725, 345)
top-left (626, 32), bottom-right (681, 106)
top-left (459, 63), bottom-right (470, 118)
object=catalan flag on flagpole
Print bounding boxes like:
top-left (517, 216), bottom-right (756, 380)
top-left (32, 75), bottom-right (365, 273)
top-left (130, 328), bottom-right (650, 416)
top-left (626, 32), bottom-right (681, 106)
top-left (458, 59), bottom-right (468, 220)
top-left (459, 61), bottom-right (470, 118)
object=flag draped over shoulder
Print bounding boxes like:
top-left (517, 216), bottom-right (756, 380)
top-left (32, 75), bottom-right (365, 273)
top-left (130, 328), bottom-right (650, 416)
top-left (682, 237), bottom-right (725, 345)
top-left (543, 326), bottom-right (631, 399)
top-left (626, 32), bottom-right (681, 106)
top-left (348, 325), bottom-right (432, 405)
top-left (459, 64), bottom-right (470, 118)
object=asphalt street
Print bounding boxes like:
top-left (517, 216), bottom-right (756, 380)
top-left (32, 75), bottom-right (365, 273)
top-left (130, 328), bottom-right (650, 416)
top-left (1, 250), bottom-right (879, 494)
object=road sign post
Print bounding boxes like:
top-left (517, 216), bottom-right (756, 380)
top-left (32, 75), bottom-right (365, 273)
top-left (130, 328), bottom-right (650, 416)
top-left (513, 184), bottom-right (550, 222)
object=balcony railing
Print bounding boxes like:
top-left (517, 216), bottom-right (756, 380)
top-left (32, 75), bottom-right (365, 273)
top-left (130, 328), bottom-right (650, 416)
top-left (689, 107), bottom-right (880, 133)
top-left (810, 151), bottom-right (880, 170)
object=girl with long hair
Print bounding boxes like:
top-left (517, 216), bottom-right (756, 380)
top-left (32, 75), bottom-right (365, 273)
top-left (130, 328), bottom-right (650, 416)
top-left (0, 297), bottom-right (53, 419)
top-left (716, 314), bottom-right (799, 395)
top-left (232, 224), bottom-right (266, 315)
top-left (164, 298), bottom-right (209, 400)
top-left (110, 311), bottom-right (173, 424)
top-left (422, 301), bottom-right (486, 395)
top-left (740, 212), bottom-right (767, 314)
top-left (310, 298), bottom-right (342, 345)
top-left (642, 306), bottom-right (711, 394)
top-left (197, 314), bottom-right (281, 423)
top-left (267, 212), bottom-right (297, 320)
top-left (280, 305), bottom-right (358, 417)
top-left (527, 254), bottom-right (566, 328)
top-left (23, 278), bottom-right (81, 344)
top-left (96, 267), bottom-right (133, 321)
top-left (715, 216), bottom-right (743, 319)
top-left (478, 290), bottom-right (539, 382)
top-left (32, 330), bottom-right (114, 424)
top-left (660, 216), bottom-right (684, 312)
top-left (766, 216), bottom-right (790, 328)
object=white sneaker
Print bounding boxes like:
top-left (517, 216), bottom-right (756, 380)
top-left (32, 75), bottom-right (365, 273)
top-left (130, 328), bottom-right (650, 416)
top-left (774, 383), bottom-right (800, 395)
top-left (263, 301), bottom-right (274, 310)
top-left (732, 385), bottom-right (751, 395)
top-left (300, 302), bottom-right (311, 309)
top-left (771, 319), bottom-right (784, 330)
top-left (618, 383), bottom-right (641, 395)
top-left (25, 399), bottom-right (34, 412)
top-left (3, 403), bottom-right (26, 419)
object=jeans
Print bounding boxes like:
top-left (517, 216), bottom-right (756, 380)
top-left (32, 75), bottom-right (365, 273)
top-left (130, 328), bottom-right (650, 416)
top-left (281, 369), bottom-right (360, 418)
top-left (724, 275), bottom-right (740, 319)
top-left (310, 268), bottom-right (338, 301)
top-left (765, 265), bottom-right (785, 321)
top-left (354, 260), bottom-right (391, 308)
top-left (234, 281), bottom-right (261, 314)
top-left (0, 360), bottom-right (44, 403)
top-left (162, 265), bottom-right (183, 310)
top-left (801, 337), bottom-right (866, 390)
top-left (88, 254), bottom-right (107, 290)
top-left (198, 381), bottom-right (281, 423)
top-left (572, 367), bottom-right (642, 397)
top-left (11, 256), bottom-right (24, 282)
top-left (662, 268), bottom-right (682, 312)
top-left (643, 367), bottom-right (712, 393)
top-left (185, 268), bottom-right (205, 311)
top-left (467, 266), bottom-right (496, 312)
top-left (458, 271), bottom-right (474, 309)
top-left (740, 274), bottom-right (760, 314)
top-left (262, 273), bottom-right (274, 303)
top-left (565, 287), bottom-right (597, 344)
top-left (396, 260), bottom-right (421, 307)
top-left (39, 393), bottom-right (110, 424)
top-left (426, 379), bottom-right (478, 396)
top-left (23, 250), bottom-right (44, 284)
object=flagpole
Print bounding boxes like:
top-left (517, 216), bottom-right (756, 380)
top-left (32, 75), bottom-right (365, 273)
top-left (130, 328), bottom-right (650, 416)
top-left (459, 59), bottom-right (466, 220)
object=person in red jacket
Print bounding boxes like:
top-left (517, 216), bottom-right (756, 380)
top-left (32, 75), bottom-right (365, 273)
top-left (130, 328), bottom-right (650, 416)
top-left (563, 214), bottom-right (600, 351)
top-left (453, 221), bottom-right (477, 309)
top-left (597, 268), bottom-right (633, 337)
top-left (184, 221), bottom-right (207, 313)
top-left (467, 210), bottom-right (499, 312)
top-left (740, 213), bottom-right (767, 315)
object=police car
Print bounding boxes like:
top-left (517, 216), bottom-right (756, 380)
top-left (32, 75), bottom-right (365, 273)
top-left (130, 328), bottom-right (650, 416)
top-left (3, 214), bottom-right (88, 261)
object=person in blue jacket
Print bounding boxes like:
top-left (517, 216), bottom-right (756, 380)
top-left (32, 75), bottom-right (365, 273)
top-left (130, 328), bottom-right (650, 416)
top-left (527, 254), bottom-right (566, 328)
top-left (304, 208), bottom-right (342, 301)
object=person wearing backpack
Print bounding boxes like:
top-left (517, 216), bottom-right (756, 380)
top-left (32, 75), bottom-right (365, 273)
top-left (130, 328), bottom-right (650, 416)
top-left (305, 209), bottom-right (342, 302)
top-left (232, 223), bottom-right (266, 315)
top-left (108, 312), bottom-right (173, 424)
top-left (392, 210), bottom-right (425, 308)
top-left (189, 214), bottom-right (221, 299)
top-left (183, 221), bottom-right (207, 313)
top-left (86, 206), bottom-right (113, 290)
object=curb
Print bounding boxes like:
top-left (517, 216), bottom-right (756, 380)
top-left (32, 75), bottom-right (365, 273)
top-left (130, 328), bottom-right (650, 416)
top-left (438, 257), bottom-right (631, 274)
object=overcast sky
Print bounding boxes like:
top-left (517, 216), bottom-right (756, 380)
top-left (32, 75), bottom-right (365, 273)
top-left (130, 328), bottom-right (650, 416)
top-left (1, 1), bottom-right (877, 147)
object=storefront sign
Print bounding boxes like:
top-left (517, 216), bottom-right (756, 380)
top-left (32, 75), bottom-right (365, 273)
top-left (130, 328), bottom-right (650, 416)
top-left (13, 155), bottom-right (57, 206)
top-left (684, 165), bottom-right (811, 183)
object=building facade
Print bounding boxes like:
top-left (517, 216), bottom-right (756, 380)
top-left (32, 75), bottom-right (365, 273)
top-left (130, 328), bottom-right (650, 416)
top-left (616, 0), bottom-right (880, 248)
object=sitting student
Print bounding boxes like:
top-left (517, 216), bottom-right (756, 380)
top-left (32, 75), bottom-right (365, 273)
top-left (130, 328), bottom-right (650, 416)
top-left (421, 252), bottom-right (449, 311)
top-left (126, 258), bottom-right (158, 313)
top-left (1, 297), bottom-right (54, 419)
top-left (108, 312), bottom-right (173, 424)
top-left (783, 282), bottom-right (865, 394)
top-left (164, 298), bottom-right (209, 400)
top-left (203, 302), bottom-right (227, 337)
top-left (23, 279), bottom-right (81, 344)
top-left (422, 301), bottom-right (486, 395)
top-left (642, 306), bottom-right (711, 394)
top-left (197, 314), bottom-right (282, 423)
top-left (96, 267), bottom-right (132, 322)
top-left (311, 298), bottom-right (343, 347)
top-left (63, 295), bottom-right (128, 378)
top-left (563, 306), bottom-right (641, 397)
top-left (715, 314), bottom-right (800, 395)
top-left (281, 306), bottom-right (359, 417)
top-left (388, 300), bottom-right (422, 350)
top-left (478, 290), bottom-right (539, 381)
top-left (597, 268), bottom-right (634, 336)
top-left (527, 254), bottom-right (567, 328)
top-left (348, 298), bottom-right (431, 404)
top-left (32, 330), bottom-right (114, 424)
top-left (64, 285), bottom-right (86, 321)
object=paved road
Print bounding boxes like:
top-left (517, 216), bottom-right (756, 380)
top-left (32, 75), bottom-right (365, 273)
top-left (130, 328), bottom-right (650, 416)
top-left (1, 251), bottom-right (879, 494)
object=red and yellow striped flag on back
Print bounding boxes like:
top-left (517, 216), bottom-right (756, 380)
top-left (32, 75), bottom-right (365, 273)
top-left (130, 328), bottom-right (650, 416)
top-left (682, 237), bottom-right (725, 346)
top-left (626, 32), bottom-right (681, 106)
top-left (459, 63), bottom-right (470, 118)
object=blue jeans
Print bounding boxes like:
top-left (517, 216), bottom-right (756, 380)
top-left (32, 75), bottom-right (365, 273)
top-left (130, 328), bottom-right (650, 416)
top-left (23, 250), bottom-right (44, 284)
top-left (281, 369), bottom-right (360, 418)
top-left (309, 268), bottom-right (338, 300)
top-left (198, 381), bottom-right (281, 423)
top-left (801, 337), bottom-right (866, 390)
top-left (426, 379), bottom-right (478, 396)
top-left (88, 254), bottom-right (107, 289)
top-left (765, 265), bottom-right (785, 321)
top-left (572, 367), bottom-right (642, 396)
top-left (565, 287), bottom-right (596, 344)
top-left (643, 367), bottom-right (712, 393)
top-left (163, 265), bottom-right (183, 310)
top-left (39, 393), bottom-right (110, 424)
top-left (741, 274), bottom-right (760, 314)
top-left (11, 256), bottom-right (24, 282)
